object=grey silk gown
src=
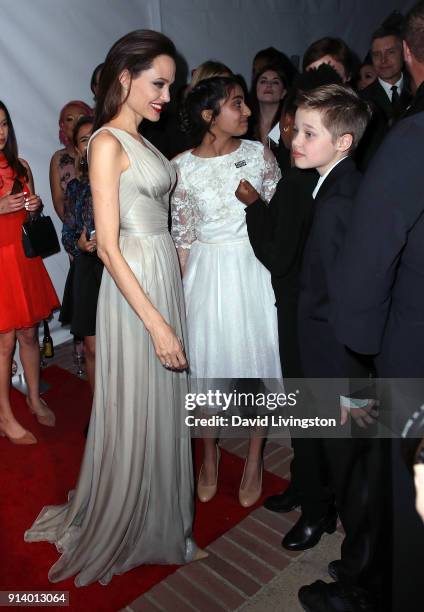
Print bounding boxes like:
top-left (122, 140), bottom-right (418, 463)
top-left (24, 127), bottom-right (197, 586)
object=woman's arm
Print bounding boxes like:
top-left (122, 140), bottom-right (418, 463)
top-left (170, 162), bottom-right (196, 276)
top-left (89, 131), bottom-right (186, 370)
top-left (49, 152), bottom-right (65, 221)
top-left (260, 145), bottom-right (282, 203)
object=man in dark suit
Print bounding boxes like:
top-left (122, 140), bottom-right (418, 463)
top-left (356, 27), bottom-right (412, 169)
top-left (333, 5), bottom-right (424, 609)
top-left (363, 27), bottom-right (411, 123)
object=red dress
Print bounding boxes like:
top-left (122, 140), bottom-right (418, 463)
top-left (0, 155), bottom-right (60, 333)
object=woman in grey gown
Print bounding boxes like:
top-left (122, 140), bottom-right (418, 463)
top-left (25, 29), bottom-right (205, 587)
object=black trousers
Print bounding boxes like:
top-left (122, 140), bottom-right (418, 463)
top-left (291, 434), bottom-right (387, 594)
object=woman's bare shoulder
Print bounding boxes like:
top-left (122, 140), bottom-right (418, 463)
top-left (90, 128), bottom-right (122, 153)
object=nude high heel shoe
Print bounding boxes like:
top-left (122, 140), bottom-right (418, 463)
top-left (26, 396), bottom-right (56, 427)
top-left (239, 459), bottom-right (263, 508)
top-left (193, 548), bottom-right (209, 561)
top-left (197, 445), bottom-right (220, 503)
top-left (0, 428), bottom-right (37, 445)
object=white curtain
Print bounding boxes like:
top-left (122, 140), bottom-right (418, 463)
top-left (159, 0), bottom-right (415, 78)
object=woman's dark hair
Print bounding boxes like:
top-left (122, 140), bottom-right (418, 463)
top-left (180, 75), bottom-right (244, 143)
top-left (90, 62), bottom-right (104, 97)
top-left (0, 101), bottom-right (28, 182)
top-left (253, 47), bottom-right (298, 86)
top-left (249, 64), bottom-right (287, 141)
top-left (94, 29), bottom-right (177, 131)
top-left (72, 116), bottom-right (95, 147)
top-left (302, 37), bottom-right (353, 79)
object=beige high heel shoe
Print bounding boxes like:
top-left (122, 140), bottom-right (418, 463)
top-left (193, 548), bottom-right (209, 561)
top-left (239, 459), bottom-right (263, 508)
top-left (0, 428), bottom-right (37, 445)
top-left (197, 445), bottom-right (220, 503)
top-left (26, 396), bottom-right (56, 427)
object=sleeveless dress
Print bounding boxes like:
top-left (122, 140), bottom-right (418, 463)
top-left (0, 155), bottom-right (59, 333)
top-left (171, 140), bottom-right (282, 380)
top-left (25, 128), bottom-right (197, 586)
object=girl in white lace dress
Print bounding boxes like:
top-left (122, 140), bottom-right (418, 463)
top-left (171, 76), bottom-right (282, 508)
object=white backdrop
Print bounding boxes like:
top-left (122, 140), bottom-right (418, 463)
top-left (0, 0), bottom-right (416, 354)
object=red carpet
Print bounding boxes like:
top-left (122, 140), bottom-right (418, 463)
top-left (0, 366), bottom-right (287, 611)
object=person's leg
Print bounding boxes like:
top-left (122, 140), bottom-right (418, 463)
top-left (0, 329), bottom-right (31, 438)
top-left (83, 335), bottom-right (96, 393)
top-left (282, 437), bottom-right (337, 551)
top-left (298, 437), bottom-right (385, 611)
top-left (197, 436), bottom-right (220, 502)
top-left (200, 436), bottom-right (219, 485)
top-left (324, 436), bottom-right (385, 594)
top-left (292, 437), bottom-right (333, 519)
top-left (264, 306), bottom-right (301, 509)
top-left (17, 326), bottom-right (54, 422)
top-left (240, 433), bottom-right (265, 490)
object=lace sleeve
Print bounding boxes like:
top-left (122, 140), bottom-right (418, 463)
top-left (260, 146), bottom-right (282, 204)
top-left (171, 163), bottom-right (197, 272)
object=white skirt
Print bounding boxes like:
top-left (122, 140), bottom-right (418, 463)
top-left (183, 238), bottom-right (282, 380)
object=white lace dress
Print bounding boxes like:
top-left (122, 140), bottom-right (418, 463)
top-left (171, 139), bottom-right (282, 380)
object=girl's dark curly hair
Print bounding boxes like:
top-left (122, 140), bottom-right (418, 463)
top-left (180, 75), bottom-right (244, 144)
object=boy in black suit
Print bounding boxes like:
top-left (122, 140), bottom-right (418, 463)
top-left (291, 85), bottom-right (385, 612)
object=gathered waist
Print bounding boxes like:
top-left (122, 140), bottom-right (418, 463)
top-left (120, 228), bottom-right (168, 238)
top-left (195, 237), bottom-right (250, 246)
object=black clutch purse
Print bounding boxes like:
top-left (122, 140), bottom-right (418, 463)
top-left (22, 212), bottom-right (61, 259)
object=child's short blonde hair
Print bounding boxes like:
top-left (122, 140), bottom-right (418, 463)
top-left (296, 84), bottom-right (372, 152)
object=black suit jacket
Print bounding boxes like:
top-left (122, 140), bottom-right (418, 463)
top-left (245, 168), bottom-right (317, 378)
top-left (298, 157), bottom-right (369, 379)
top-left (403, 80), bottom-right (424, 118)
top-left (245, 167), bottom-right (317, 305)
top-left (356, 76), bottom-right (412, 170)
top-left (361, 77), bottom-right (411, 123)
top-left (333, 113), bottom-right (424, 377)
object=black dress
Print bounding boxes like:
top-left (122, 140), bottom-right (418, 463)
top-left (61, 177), bottom-right (103, 337)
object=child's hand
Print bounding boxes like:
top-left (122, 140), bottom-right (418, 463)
top-left (235, 179), bottom-right (260, 206)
